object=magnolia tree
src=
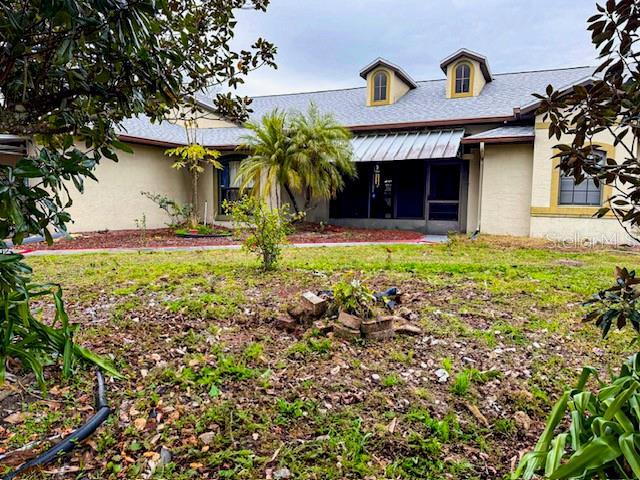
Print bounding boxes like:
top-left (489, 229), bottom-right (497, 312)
top-left (0, 0), bottom-right (276, 386)
top-left (516, 2), bottom-right (640, 478)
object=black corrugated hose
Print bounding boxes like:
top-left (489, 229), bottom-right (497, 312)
top-left (2, 370), bottom-right (111, 480)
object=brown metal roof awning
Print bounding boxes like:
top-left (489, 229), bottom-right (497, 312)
top-left (351, 129), bottom-right (464, 162)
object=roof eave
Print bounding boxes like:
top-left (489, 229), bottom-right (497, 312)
top-left (439, 49), bottom-right (493, 82)
top-left (519, 75), bottom-right (598, 114)
top-left (461, 135), bottom-right (535, 145)
top-left (348, 114), bottom-right (515, 132)
top-left (117, 134), bottom-right (183, 148)
top-left (359, 58), bottom-right (418, 89)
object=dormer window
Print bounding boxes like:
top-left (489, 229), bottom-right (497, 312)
top-left (455, 63), bottom-right (471, 95)
top-left (360, 58), bottom-right (417, 107)
top-left (372, 70), bottom-right (390, 104)
top-left (440, 49), bottom-right (492, 99)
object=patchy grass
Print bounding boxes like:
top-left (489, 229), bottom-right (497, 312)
top-left (1, 236), bottom-right (638, 479)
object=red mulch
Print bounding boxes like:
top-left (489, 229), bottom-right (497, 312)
top-left (17, 223), bottom-right (424, 252)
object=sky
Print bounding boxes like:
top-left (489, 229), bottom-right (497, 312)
top-left (232, 0), bottom-right (599, 97)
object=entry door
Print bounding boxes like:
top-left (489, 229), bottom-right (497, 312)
top-left (426, 163), bottom-right (461, 234)
top-left (370, 163), bottom-right (394, 219)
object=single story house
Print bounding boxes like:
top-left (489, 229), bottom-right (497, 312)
top-left (8, 48), bottom-right (636, 243)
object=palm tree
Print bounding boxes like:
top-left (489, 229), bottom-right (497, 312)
top-left (290, 104), bottom-right (356, 210)
top-left (237, 110), bottom-right (302, 211)
top-left (237, 105), bottom-right (356, 214)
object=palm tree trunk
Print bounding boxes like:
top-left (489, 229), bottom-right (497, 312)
top-left (283, 182), bottom-right (300, 214)
top-left (190, 172), bottom-right (199, 228)
top-left (304, 186), bottom-right (312, 210)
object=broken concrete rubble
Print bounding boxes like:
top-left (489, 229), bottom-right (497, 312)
top-left (337, 310), bottom-right (362, 330)
top-left (334, 324), bottom-right (361, 340)
top-left (360, 315), bottom-right (393, 335)
top-left (287, 291), bottom-right (328, 325)
top-left (284, 286), bottom-right (421, 342)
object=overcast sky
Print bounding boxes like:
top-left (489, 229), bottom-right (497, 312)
top-left (232, 0), bottom-right (599, 97)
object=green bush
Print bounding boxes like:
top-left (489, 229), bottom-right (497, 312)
top-left (141, 191), bottom-right (193, 227)
top-left (224, 196), bottom-right (299, 270)
top-left (332, 279), bottom-right (377, 319)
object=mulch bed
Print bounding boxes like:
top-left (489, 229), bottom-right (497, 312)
top-left (16, 223), bottom-right (424, 251)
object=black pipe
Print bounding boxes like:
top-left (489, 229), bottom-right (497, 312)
top-left (3, 370), bottom-right (111, 480)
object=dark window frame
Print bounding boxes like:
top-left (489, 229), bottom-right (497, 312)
top-left (454, 63), bottom-right (471, 94)
top-left (373, 71), bottom-right (389, 102)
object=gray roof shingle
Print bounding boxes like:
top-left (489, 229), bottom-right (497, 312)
top-left (116, 66), bottom-right (594, 148)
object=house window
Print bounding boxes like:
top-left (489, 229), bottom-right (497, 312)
top-left (558, 150), bottom-right (605, 206)
top-left (454, 63), bottom-right (471, 94)
top-left (218, 160), bottom-right (242, 214)
top-left (373, 71), bottom-right (389, 103)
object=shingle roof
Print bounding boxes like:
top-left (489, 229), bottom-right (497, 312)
top-left (116, 66), bottom-right (594, 148)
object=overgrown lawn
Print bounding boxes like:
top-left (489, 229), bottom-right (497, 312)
top-left (2, 236), bottom-right (637, 479)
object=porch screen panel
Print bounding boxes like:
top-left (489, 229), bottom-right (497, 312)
top-left (395, 160), bottom-right (425, 218)
top-left (218, 160), bottom-right (244, 214)
top-left (330, 164), bottom-right (370, 218)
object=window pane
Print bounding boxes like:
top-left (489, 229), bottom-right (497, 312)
top-left (572, 189), bottom-right (587, 204)
top-left (559, 191), bottom-right (573, 204)
top-left (587, 191), bottom-right (601, 205)
top-left (559, 166), bottom-right (602, 206)
top-left (573, 180), bottom-right (588, 192)
top-left (374, 72), bottom-right (387, 101)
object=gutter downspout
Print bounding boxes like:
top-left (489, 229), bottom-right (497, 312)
top-left (476, 142), bottom-right (485, 233)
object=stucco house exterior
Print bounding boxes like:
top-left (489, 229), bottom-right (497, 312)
top-left (11, 48), bottom-right (635, 243)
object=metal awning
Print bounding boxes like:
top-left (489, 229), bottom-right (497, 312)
top-left (0, 134), bottom-right (29, 157)
top-left (351, 129), bottom-right (464, 162)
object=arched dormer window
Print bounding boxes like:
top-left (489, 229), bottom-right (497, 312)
top-left (372, 70), bottom-right (390, 104)
top-left (453, 62), bottom-right (473, 97)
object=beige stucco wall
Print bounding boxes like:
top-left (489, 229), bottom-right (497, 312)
top-left (465, 150), bottom-right (480, 232)
top-left (65, 143), bottom-right (191, 232)
top-left (198, 163), bottom-right (217, 224)
top-left (530, 114), bottom-right (637, 243)
top-left (169, 106), bottom-right (238, 129)
top-left (480, 143), bottom-right (533, 236)
top-left (530, 216), bottom-right (631, 245)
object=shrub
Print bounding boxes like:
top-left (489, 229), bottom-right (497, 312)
top-left (141, 191), bottom-right (193, 227)
top-left (332, 279), bottom-right (377, 319)
top-left (224, 196), bottom-right (299, 270)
